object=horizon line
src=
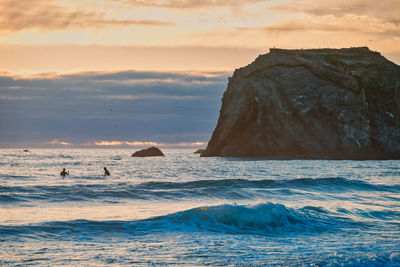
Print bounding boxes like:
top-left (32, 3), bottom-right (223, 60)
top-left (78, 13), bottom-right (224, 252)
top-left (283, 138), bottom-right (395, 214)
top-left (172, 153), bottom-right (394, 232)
top-left (0, 139), bottom-right (208, 149)
top-left (0, 68), bottom-right (233, 77)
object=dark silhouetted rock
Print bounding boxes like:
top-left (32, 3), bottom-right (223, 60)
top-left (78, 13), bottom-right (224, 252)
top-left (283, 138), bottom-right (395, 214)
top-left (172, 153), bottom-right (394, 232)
top-left (131, 147), bottom-right (165, 157)
top-left (202, 47), bottom-right (400, 159)
top-left (23, 149), bottom-right (30, 152)
top-left (194, 149), bottom-right (206, 154)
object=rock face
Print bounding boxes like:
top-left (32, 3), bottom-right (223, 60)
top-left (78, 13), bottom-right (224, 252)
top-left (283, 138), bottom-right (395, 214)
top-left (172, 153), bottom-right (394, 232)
top-left (202, 47), bottom-right (400, 159)
top-left (132, 147), bottom-right (165, 157)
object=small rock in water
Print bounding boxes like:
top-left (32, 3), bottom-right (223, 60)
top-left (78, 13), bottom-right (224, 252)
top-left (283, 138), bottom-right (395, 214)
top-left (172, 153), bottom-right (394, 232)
top-left (194, 149), bottom-right (205, 154)
top-left (131, 147), bottom-right (165, 157)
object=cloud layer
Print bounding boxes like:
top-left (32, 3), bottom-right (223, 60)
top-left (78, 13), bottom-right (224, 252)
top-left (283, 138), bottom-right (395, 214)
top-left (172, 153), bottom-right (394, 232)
top-left (267, 0), bottom-right (400, 37)
top-left (0, 0), bottom-right (173, 32)
top-left (0, 70), bottom-right (227, 147)
top-left (1, 0), bottom-right (399, 74)
top-left (117, 0), bottom-right (267, 8)
top-left (270, 0), bottom-right (400, 22)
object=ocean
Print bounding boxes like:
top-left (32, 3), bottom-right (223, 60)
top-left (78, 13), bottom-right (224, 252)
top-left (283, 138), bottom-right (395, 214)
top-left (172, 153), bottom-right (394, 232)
top-left (1, 148), bottom-right (399, 266)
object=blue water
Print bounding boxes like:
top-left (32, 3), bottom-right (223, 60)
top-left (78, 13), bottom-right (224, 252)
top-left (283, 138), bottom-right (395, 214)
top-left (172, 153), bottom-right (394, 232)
top-left (1, 149), bottom-right (399, 266)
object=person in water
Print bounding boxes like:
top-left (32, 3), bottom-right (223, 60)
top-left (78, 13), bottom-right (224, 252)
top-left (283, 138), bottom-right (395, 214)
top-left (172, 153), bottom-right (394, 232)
top-left (60, 168), bottom-right (69, 177)
top-left (104, 167), bottom-right (110, 176)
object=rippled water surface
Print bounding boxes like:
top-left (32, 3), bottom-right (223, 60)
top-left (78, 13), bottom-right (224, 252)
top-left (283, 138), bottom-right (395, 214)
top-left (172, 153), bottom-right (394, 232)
top-left (1, 149), bottom-right (399, 266)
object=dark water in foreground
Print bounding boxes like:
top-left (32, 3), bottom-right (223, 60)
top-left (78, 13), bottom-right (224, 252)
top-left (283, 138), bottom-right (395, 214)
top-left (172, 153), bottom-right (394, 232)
top-left (1, 149), bottom-right (399, 266)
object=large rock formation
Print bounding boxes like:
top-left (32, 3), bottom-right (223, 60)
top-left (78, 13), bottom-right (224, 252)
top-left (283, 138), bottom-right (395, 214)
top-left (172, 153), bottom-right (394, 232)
top-left (202, 47), bottom-right (400, 159)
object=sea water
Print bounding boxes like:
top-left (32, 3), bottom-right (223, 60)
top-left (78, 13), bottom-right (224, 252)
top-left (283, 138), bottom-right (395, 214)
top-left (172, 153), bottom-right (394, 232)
top-left (0, 148), bottom-right (399, 266)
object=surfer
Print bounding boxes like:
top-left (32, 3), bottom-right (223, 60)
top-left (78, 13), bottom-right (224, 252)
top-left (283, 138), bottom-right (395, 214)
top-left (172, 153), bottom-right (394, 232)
top-left (60, 168), bottom-right (69, 177)
top-left (104, 167), bottom-right (110, 176)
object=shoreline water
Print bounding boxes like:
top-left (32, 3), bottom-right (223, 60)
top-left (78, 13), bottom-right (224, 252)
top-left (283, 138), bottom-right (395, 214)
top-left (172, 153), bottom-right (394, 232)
top-left (1, 148), bottom-right (399, 265)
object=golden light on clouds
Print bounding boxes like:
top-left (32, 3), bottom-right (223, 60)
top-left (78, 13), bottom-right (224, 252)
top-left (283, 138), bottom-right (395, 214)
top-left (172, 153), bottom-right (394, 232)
top-left (47, 139), bottom-right (72, 146)
top-left (45, 140), bottom-right (207, 147)
top-left (0, 0), bottom-right (399, 73)
top-left (91, 140), bottom-right (206, 147)
top-left (93, 141), bottom-right (159, 146)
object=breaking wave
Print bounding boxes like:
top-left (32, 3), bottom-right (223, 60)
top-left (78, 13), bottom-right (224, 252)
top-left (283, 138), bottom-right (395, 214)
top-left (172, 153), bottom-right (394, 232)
top-left (0, 203), bottom-right (364, 239)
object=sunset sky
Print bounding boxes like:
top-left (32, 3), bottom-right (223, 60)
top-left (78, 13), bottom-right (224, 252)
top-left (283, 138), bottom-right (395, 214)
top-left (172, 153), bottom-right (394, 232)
top-left (0, 0), bottom-right (399, 147)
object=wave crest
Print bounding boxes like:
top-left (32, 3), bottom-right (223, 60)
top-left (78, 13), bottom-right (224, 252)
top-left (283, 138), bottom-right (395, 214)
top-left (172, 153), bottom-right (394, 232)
top-left (151, 202), bottom-right (351, 235)
top-left (0, 203), bottom-right (357, 239)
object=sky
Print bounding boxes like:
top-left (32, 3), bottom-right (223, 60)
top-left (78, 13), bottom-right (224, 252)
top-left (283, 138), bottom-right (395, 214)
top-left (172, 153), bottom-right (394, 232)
top-left (0, 70), bottom-right (226, 148)
top-left (0, 0), bottom-right (399, 147)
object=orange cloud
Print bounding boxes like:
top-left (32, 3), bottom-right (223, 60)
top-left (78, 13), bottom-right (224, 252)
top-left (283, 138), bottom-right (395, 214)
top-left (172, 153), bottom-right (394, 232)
top-left (43, 140), bottom-right (206, 148)
top-left (0, 0), bottom-right (173, 32)
top-left (93, 141), bottom-right (125, 146)
top-left (267, 0), bottom-right (400, 39)
top-left (237, 14), bottom-right (400, 38)
top-left (89, 140), bottom-right (206, 147)
top-left (118, 0), bottom-right (267, 9)
top-left (173, 142), bottom-right (207, 147)
top-left (47, 139), bottom-right (72, 145)
top-left (270, 0), bottom-right (400, 23)
top-left (91, 141), bottom-right (162, 146)
top-left (125, 141), bottom-right (160, 146)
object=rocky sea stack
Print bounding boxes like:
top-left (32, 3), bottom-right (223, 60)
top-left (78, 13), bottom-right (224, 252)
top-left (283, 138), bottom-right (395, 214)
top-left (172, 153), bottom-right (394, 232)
top-left (202, 47), bottom-right (400, 159)
top-left (131, 147), bottom-right (165, 157)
